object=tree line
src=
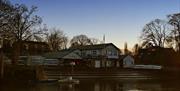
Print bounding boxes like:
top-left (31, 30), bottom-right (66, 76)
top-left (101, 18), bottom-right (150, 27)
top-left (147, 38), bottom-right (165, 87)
top-left (0, 0), bottom-right (100, 49)
top-left (139, 13), bottom-right (180, 53)
top-left (1, 0), bottom-right (180, 57)
top-left (0, 0), bottom-right (102, 64)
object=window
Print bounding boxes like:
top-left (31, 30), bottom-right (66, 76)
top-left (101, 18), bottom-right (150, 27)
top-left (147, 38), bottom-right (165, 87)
top-left (113, 51), bottom-right (117, 56)
top-left (82, 51), bottom-right (86, 56)
top-left (92, 50), bottom-right (97, 55)
top-left (108, 51), bottom-right (112, 56)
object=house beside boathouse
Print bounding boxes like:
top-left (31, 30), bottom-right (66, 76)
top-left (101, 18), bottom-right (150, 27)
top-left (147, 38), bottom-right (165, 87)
top-left (13, 41), bottom-right (122, 68)
top-left (70, 43), bottom-right (121, 68)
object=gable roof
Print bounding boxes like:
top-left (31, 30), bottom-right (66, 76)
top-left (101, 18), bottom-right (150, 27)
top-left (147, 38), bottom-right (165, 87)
top-left (119, 55), bottom-right (134, 60)
top-left (70, 43), bottom-right (120, 51)
top-left (43, 49), bottom-right (80, 59)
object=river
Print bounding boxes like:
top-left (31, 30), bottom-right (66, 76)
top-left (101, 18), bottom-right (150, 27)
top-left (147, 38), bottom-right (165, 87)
top-left (1, 78), bottom-right (180, 91)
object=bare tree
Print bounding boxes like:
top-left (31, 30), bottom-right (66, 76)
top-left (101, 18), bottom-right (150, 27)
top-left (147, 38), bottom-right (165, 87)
top-left (140, 19), bottom-right (170, 48)
top-left (47, 28), bottom-right (68, 51)
top-left (0, 0), bottom-right (14, 29)
top-left (70, 34), bottom-right (92, 47)
top-left (0, 3), bottom-right (45, 64)
top-left (168, 13), bottom-right (180, 52)
top-left (0, 0), bottom-right (13, 79)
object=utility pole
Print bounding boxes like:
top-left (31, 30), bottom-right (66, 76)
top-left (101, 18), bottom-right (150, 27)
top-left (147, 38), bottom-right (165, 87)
top-left (0, 49), bottom-right (4, 79)
top-left (0, 38), bottom-right (4, 79)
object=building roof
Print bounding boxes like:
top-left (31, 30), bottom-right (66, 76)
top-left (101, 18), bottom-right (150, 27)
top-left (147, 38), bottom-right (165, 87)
top-left (70, 43), bottom-right (120, 51)
top-left (43, 49), bottom-right (79, 59)
top-left (119, 55), bottom-right (134, 60)
top-left (12, 41), bottom-right (49, 45)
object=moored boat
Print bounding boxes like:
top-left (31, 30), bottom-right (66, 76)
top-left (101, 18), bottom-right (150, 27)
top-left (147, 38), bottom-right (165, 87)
top-left (38, 79), bottom-right (58, 83)
top-left (58, 77), bottom-right (80, 84)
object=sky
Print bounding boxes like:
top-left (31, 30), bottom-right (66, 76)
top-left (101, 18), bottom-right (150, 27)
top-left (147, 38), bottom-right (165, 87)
top-left (11, 0), bottom-right (180, 49)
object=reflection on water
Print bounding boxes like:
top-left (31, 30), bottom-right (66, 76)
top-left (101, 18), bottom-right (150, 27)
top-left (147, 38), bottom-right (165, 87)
top-left (77, 79), bottom-right (162, 91)
top-left (1, 79), bottom-right (180, 91)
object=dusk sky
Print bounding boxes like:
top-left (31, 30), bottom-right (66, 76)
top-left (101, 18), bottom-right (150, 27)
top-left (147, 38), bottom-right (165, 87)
top-left (11, 0), bottom-right (180, 49)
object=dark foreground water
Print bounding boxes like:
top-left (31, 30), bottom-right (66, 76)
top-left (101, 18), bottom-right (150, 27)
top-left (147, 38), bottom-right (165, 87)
top-left (1, 78), bottom-right (180, 91)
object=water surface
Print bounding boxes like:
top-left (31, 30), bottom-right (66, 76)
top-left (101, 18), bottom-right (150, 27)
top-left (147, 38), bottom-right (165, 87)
top-left (1, 78), bottom-right (180, 91)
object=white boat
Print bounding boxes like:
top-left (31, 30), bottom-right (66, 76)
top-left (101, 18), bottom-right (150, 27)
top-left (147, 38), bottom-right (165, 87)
top-left (58, 77), bottom-right (80, 84)
top-left (38, 79), bottom-right (58, 83)
top-left (133, 65), bottom-right (162, 69)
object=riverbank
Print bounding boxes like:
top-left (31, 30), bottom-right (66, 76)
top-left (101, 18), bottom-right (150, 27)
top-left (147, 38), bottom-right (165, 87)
top-left (0, 65), bottom-right (46, 83)
top-left (44, 66), bottom-right (180, 80)
top-left (1, 65), bottom-right (180, 83)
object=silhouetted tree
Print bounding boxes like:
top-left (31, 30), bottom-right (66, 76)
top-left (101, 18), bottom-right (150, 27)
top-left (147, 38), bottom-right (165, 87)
top-left (47, 28), bottom-right (68, 51)
top-left (133, 43), bottom-right (140, 55)
top-left (0, 0), bottom-right (14, 29)
top-left (0, 3), bottom-right (45, 64)
top-left (124, 42), bottom-right (130, 55)
top-left (140, 19), bottom-right (170, 48)
top-left (168, 13), bottom-right (180, 52)
top-left (70, 34), bottom-right (92, 47)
